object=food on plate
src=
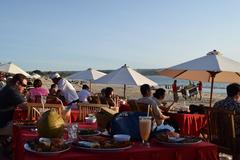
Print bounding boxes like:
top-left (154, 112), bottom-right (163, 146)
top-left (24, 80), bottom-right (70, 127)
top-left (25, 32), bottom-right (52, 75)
top-left (27, 138), bottom-right (69, 152)
top-left (155, 132), bottom-right (201, 144)
top-left (77, 140), bottom-right (131, 149)
top-left (78, 129), bottom-right (99, 136)
top-left (78, 141), bottom-right (100, 148)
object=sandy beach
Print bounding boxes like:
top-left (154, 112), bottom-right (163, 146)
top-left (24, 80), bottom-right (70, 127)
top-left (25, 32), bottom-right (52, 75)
top-left (40, 77), bottom-right (226, 110)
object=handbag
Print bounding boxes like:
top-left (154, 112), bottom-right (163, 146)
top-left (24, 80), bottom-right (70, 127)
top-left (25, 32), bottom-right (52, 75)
top-left (107, 111), bottom-right (147, 140)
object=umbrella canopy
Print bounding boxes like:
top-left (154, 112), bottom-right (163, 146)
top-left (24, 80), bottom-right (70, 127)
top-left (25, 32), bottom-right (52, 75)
top-left (0, 62), bottom-right (31, 77)
top-left (31, 73), bottom-right (41, 79)
top-left (94, 64), bottom-right (158, 97)
top-left (66, 68), bottom-right (106, 81)
top-left (158, 50), bottom-right (240, 107)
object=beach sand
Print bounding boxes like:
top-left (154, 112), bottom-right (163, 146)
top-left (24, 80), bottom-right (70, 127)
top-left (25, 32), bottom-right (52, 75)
top-left (40, 77), bottom-right (226, 110)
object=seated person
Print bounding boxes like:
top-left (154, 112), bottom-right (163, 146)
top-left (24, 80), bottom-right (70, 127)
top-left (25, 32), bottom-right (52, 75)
top-left (213, 83), bottom-right (240, 137)
top-left (27, 79), bottom-right (49, 102)
top-left (49, 84), bottom-right (58, 96)
top-left (137, 84), bottom-right (170, 128)
top-left (100, 87), bottom-right (118, 111)
top-left (78, 84), bottom-right (91, 103)
top-left (0, 74), bottom-right (28, 136)
top-left (151, 88), bottom-right (176, 113)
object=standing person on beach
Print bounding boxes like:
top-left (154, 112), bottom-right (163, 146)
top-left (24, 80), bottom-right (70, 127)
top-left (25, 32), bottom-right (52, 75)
top-left (49, 73), bottom-right (79, 122)
top-left (172, 80), bottom-right (179, 102)
top-left (197, 81), bottom-right (203, 100)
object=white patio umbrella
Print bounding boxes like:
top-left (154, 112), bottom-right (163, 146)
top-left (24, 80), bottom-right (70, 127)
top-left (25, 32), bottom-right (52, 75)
top-left (66, 68), bottom-right (106, 90)
top-left (158, 50), bottom-right (240, 107)
top-left (94, 64), bottom-right (158, 98)
top-left (31, 73), bottom-right (41, 79)
top-left (0, 62), bottom-right (31, 77)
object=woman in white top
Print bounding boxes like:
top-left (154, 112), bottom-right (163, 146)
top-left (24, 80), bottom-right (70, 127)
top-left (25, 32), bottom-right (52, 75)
top-left (78, 84), bottom-right (91, 103)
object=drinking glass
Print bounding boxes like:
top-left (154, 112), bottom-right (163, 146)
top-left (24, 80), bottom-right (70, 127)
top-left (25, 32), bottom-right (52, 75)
top-left (41, 96), bottom-right (47, 105)
top-left (139, 116), bottom-right (152, 147)
top-left (67, 123), bottom-right (78, 141)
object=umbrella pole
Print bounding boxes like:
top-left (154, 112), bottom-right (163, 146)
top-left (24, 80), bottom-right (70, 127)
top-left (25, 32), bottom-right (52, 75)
top-left (209, 73), bottom-right (216, 107)
top-left (124, 84), bottom-right (126, 99)
top-left (89, 80), bottom-right (92, 92)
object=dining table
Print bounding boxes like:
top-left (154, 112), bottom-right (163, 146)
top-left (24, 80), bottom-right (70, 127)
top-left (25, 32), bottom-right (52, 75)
top-left (166, 112), bottom-right (207, 136)
top-left (12, 122), bottom-right (218, 160)
top-left (12, 122), bottom-right (97, 160)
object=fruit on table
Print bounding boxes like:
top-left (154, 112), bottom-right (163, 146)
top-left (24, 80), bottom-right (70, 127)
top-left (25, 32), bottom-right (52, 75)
top-left (37, 110), bottom-right (65, 138)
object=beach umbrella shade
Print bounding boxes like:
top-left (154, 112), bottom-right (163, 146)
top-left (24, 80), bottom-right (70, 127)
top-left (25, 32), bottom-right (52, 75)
top-left (0, 62), bottom-right (31, 77)
top-left (66, 68), bottom-right (106, 90)
top-left (94, 64), bottom-right (158, 98)
top-left (31, 73), bottom-right (41, 79)
top-left (158, 50), bottom-right (240, 107)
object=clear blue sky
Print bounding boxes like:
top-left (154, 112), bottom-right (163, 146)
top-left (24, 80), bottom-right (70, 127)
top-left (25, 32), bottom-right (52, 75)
top-left (1, 0), bottom-right (240, 71)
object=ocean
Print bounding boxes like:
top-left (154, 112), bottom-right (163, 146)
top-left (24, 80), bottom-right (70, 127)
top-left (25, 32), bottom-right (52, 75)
top-left (147, 75), bottom-right (227, 94)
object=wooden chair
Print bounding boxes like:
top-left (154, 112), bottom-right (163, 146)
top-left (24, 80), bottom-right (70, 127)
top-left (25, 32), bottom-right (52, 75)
top-left (204, 107), bottom-right (240, 160)
top-left (96, 106), bottom-right (118, 130)
top-left (77, 103), bottom-right (109, 122)
top-left (28, 95), bottom-right (63, 104)
top-left (88, 95), bottom-right (101, 104)
top-left (128, 99), bottom-right (138, 111)
top-left (27, 103), bottom-right (63, 120)
top-left (128, 99), bottom-right (151, 113)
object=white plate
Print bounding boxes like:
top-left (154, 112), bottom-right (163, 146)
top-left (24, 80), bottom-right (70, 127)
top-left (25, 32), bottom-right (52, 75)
top-left (168, 137), bottom-right (186, 142)
top-left (101, 130), bottom-right (111, 137)
top-left (24, 143), bottom-right (70, 155)
top-left (78, 130), bottom-right (101, 137)
top-left (73, 143), bottom-right (132, 152)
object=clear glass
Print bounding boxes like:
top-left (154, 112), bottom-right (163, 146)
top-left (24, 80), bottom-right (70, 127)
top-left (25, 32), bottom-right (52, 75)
top-left (67, 123), bottom-right (78, 141)
top-left (40, 95), bottom-right (47, 115)
top-left (139, 116), bottom-right (152, 147)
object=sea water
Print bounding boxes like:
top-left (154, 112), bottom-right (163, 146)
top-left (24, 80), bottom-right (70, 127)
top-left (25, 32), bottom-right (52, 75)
top-left (147, 75), bottom-right (227, 94)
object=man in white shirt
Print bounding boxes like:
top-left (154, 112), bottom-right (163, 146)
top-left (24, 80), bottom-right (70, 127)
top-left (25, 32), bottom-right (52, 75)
top-left (50, 73), bottom-right (79, 123)
top-left (50, 73), bottom-right (79, 107)
top-left (78, 84), bottom-right (91, 103)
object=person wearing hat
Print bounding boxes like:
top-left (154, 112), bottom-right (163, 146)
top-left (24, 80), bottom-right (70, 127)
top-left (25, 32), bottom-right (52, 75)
top-left (49, 72), bottom-right (79, 116)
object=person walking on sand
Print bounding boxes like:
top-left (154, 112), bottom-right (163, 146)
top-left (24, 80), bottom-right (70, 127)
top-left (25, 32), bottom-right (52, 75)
top-left (172, 80), bottom-right (179, 102)
top-left (197, 81), bottom-right (203, 100)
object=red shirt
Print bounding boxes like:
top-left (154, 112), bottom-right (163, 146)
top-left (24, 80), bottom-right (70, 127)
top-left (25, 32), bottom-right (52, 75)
top-left (172, 83), bottom-right (177, 92)
top-left (198, 82), bottom-right (202, 91)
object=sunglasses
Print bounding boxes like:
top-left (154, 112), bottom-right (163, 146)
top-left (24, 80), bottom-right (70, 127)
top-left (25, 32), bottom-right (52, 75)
top-left (20, 82), bottom-right (27, 87)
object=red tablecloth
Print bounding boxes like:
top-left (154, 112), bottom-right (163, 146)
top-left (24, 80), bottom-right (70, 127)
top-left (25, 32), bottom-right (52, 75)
top-left (21, 136), bottom-right (218, 160)
top-left (13, 123), bottom-right (97, 160)
top-left (167, 113), bottom-right (207, 136)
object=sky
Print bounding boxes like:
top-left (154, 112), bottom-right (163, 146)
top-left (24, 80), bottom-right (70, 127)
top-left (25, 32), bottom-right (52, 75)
top-left (1, 0), bottom-right (240, 71)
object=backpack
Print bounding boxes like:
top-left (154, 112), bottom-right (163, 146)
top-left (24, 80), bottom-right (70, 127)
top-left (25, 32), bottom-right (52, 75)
top-left (107, 111), bottom-right (147, 140)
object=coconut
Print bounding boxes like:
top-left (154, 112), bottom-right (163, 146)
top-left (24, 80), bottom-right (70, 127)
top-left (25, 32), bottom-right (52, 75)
top-left (37, 110), bottom-right (65, 138)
